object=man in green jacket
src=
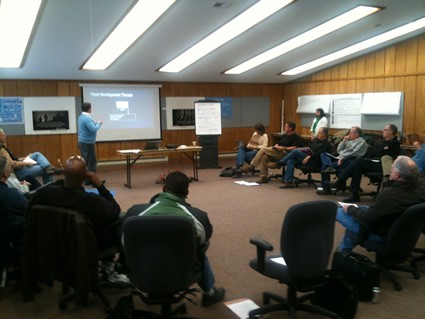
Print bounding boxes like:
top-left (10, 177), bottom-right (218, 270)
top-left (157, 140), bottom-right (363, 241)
top-left (126, 171), bottom-right (225, 307)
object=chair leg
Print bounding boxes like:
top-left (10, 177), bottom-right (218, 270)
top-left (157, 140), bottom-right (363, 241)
top-left (410, 248), bottom-right (425, 269)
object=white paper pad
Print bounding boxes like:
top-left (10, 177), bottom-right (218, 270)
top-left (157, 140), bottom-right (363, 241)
top-left (224, 298), bottom-right (259, 319)
top-left (337, 201), bottom-right (358, 208)
top-left (234, 181), bottom-right (259, 186)
top-left (271, 256), bottom-right (287, 266)
top-left (23, 156), bottom-right (37, 164)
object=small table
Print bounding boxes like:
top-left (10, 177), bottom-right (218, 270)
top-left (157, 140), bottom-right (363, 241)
top-left (117, 146), bottom-right (203, 188)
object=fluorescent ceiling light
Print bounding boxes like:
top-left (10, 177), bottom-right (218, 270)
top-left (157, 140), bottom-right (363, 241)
top-left (0, 0), bottom-right (43, 68)
top-left (82, 0), bottom-right (175, 70)
top-left (225, 5), bottom-right (380, 74)
top-left (282, 16), bottom-right (425, 76)
top-left (159, 0), bottom-right (294, 73)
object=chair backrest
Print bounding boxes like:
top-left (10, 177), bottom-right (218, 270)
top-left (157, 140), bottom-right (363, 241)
top-left (123, 215), bottom-right (199, 294)
top-left (22, 205), bottom-right (99, 300)
top-left (386, 203), bottom-right (425, 261)
top-left (281, 200), bottom-right (337, 279)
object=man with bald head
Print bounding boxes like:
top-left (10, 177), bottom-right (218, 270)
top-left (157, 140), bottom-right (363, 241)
top-left (28, 155), bottom-right (127, 283)
top-left (336, 155), bottom-right (425, 252)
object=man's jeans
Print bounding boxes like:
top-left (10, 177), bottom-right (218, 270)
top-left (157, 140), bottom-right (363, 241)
top-left (336, 207), bottom-right (386, 252)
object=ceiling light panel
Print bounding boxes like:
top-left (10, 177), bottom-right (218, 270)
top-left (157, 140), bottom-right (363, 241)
top-left (159, 0), bottom-right (294, 73)
top-left (0, 0), bottom-right (43, 68)
top-left (225, 5), bottom-right (380, 74)
top-left (282, 16), bottom-right (425, 76)
top-left (82, 0), bottom-right (175, 70)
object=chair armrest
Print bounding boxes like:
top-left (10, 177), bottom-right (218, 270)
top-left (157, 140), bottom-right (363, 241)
top-left (250, 238), bottom-right (273, 273)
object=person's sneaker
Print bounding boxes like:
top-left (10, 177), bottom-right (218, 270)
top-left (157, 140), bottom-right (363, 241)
top-left (321, 166), bottom-right (337, 174)
top-left (316, 188), bottom-right (331, 195)
top-left (279, 182), bottom-right (294, 189)
top-left (202, 287), bottom-right (225, 307)
top-left (105, 272), bottom-right (133, 288)
top-left (256, 177), bottom-right (268, 184)
top-left (267, 162), bottom-right (282, 169)
top-left (46, 166), bottom-right (64, 175)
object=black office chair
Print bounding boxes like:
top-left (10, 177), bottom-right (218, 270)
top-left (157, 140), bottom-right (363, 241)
top-left (351, 203), bottom-right (425, 291)
top-left (358, 171), bottom-right (383, 200)
top-left (294, 164), bottom-right (322, 188)
top-left (22, 205), bottom-right (111, 311)
top-left (248, 200), bottom-right (338, 319)
top-left (122, 215), bottom-right (201, 318)
top-left (410, 229), bottom-right (425, 269)
top-left (0, 202), bottom-right (23, 287)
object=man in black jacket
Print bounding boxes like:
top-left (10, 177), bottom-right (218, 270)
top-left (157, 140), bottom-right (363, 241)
top-left (331, 124), bottom-right (401, 202)
top-left (273, 126), bottom-right (331, 188)
top-left (337, 156), bottom-right (425, 252)
top-left (28, 155), bottom-right (129, 284)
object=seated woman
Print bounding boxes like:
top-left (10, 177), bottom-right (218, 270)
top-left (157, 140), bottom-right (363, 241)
top-left (233, 123), bottom-right (268, 178)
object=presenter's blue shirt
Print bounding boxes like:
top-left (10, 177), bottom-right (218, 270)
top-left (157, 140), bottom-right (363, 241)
top-left (78, 112), bottom-right (101, 144)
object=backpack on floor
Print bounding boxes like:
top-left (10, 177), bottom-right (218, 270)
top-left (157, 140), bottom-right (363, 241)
top-left (314, 271), bottom-right (358, 319)
top-left (219, 167), bottom-right (236, 177)
top-left (332, 251), bottom-right (381, 301)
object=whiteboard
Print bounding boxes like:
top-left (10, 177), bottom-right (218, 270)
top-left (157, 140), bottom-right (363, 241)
top-left (195, 101), bottom-right (222, 135)
top-left (296, 95), bottom-right (331, 113)
top-left (330, 94), bottom-right (362, 129)
top-left (360, 92), bottom-right (402, 115)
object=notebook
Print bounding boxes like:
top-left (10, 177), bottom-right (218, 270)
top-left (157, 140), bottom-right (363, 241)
top-left (143, 141), bottom-right (161, 150)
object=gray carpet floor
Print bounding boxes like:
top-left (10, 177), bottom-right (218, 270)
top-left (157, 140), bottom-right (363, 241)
top-left (1, 158), bottom-right (424, 318)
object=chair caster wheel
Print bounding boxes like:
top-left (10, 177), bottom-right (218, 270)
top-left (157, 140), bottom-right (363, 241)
top-left (413, 272), bottom-right (420, 280)
top-left (394, 283), bottom-right (402, 291)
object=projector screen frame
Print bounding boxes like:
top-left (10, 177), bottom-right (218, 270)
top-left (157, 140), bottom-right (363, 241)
top-left (80, 83), bottom-right (162, 143)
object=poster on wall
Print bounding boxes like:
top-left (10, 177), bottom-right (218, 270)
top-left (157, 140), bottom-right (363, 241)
top-left (24, 97), bottom-right (77, 135)
top-left (0, 97), bottom-right (24, 124)
top-left (165, 97), bottom-right (204, 130)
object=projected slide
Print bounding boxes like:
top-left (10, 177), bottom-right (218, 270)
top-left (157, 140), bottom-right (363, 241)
top-left (81, 84), bottom-right (162, 142)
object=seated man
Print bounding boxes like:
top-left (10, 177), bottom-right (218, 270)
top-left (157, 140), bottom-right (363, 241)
top-left (317, 126), bottom-right (368, 195)
top-left (330, 124), bottom-right (401, 203)
top-left (412, 130), bottom-right (425, 174)
top-left (28, 155), bottom-right (128, 284)
top-left (273, 126), bottom-right (331, 188)
top-left (125, 171), bottom-right (225, 307)
top-left (249, 121), bottom-right (303, 184)
top-left (336, 156), bottom-right (425, 252)
top-left (0, 156), bottom-right (28, 253)
top-left (233, 122), bottom-right (268, 178)
top-left (0, 128), bottom-right (62, 185)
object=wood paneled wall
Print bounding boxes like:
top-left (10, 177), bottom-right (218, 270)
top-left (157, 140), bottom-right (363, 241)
top-left (1, 34), bottom-right (424, 164)
top-left (284, 34), bottom-right (425, 137)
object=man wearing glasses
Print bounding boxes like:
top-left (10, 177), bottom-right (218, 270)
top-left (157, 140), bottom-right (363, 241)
top-left (330, 124), bottom-right (401, 203)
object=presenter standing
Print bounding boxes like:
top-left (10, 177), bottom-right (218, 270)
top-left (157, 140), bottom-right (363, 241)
top-left (78, 102), bottom-right (102, 177)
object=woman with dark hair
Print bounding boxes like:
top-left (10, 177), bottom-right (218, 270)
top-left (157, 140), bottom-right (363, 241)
top-left (233, 123), bottom-right (268, 178)
top-left (310, 108), bottom-right (328, 138)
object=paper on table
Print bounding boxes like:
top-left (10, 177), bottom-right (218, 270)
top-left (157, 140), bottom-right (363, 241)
top-left (117, 149), bottom-right (142, 154)
top-left (23, 156), bottom-right (37, 164)
top-left (224, 298), bottom-right (259, 319)
top-left (234, 181), bottom-right (259, 186)
top-left (271, 257), bottom-right (287, 266)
